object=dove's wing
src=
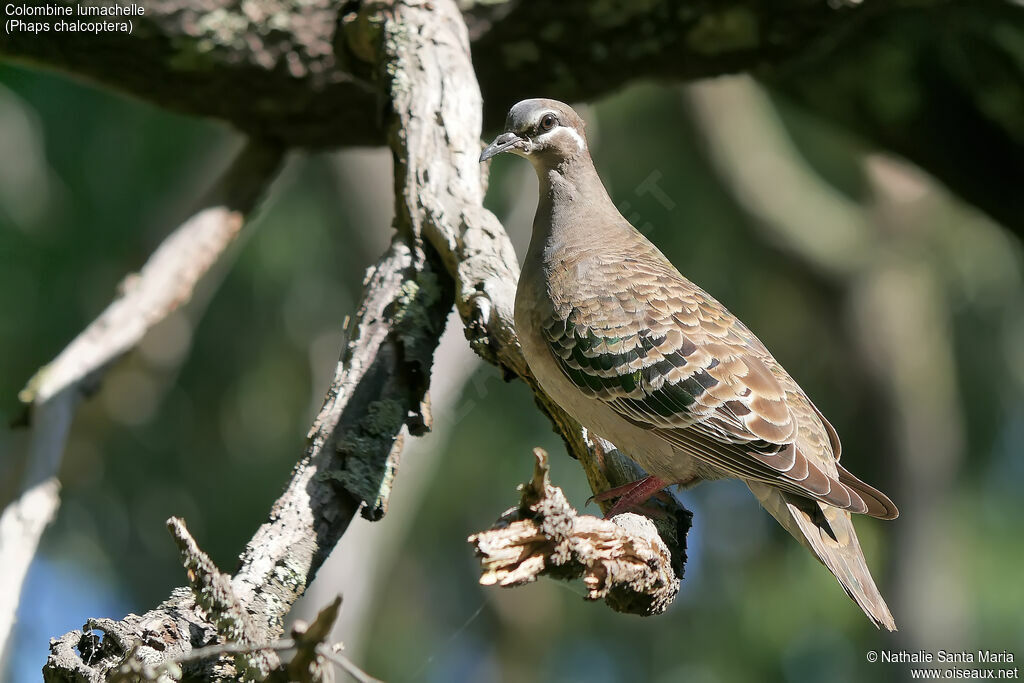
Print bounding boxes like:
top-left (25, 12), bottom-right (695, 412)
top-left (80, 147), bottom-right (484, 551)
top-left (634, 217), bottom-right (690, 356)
top-left (542, 237), bottom-right (897, 519)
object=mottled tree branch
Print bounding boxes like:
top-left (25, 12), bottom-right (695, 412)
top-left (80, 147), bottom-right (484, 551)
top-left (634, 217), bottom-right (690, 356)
top-left (0, 0), bottom-right (933, 147)
top-left (7, 0), bottom-right (1016, 233)
top-left (43, 225), bottom-right (450, 679)
top-left (168, 517), bottom-right (274, 678)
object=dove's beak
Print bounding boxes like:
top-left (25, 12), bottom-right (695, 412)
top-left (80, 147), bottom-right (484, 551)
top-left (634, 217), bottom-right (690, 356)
top-left (480, 132), bottom-right (526, 162)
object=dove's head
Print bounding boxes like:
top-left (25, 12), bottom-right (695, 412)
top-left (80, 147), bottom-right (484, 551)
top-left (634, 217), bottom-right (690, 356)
top-left (480, 99), bottom-right (588, 168)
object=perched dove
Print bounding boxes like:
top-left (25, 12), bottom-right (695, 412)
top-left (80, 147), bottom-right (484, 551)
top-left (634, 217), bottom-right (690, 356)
top-left (480, 98), bottom-right (899, 630)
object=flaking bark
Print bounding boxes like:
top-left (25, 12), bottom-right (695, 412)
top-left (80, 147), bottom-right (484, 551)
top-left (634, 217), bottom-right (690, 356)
top-left (470, 449), bottom-right (680, 616)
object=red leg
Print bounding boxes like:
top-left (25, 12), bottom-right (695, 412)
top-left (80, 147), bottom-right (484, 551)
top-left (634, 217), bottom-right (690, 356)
top-left (590, 475), bottom-right (669, 519)
top-left (590, 478), bottom-right (655, 504)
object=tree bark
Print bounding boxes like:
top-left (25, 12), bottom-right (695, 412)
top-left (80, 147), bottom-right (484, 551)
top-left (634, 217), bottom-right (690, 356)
top-left (0, 0), bottom-right (949, 147)
top-left (3, 0), bottom-right (1018, 225)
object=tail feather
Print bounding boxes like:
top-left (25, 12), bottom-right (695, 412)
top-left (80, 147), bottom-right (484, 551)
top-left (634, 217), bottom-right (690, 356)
top-left (747, 481), bottom-right (897, 631)
top-left (836, 463), bottom-right (900, 520)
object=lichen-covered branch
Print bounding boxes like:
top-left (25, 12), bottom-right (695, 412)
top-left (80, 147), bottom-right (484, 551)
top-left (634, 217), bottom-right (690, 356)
top-left (3, 1), bottom-right (1019, 233)
top-left (51, 540), bottom-right (370, 682)
top-left (227, 234), bottom-right (451, 646)
top-left (46, 589), bottom-right (213, 680)
top-left (169, 517), bottom-right (275, 678)
top-left (0, 0), bottom-right (940, 149)
top-left (0, 0), bottom-right (372, 148)
top-left (39, 237), bottom-right (450, 679)
top-left (470, 449), bottom-right (680, 616)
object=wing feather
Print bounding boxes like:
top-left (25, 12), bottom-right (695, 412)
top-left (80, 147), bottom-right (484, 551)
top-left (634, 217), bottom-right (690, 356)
top-left (542, 240), bottom-right (898, 519)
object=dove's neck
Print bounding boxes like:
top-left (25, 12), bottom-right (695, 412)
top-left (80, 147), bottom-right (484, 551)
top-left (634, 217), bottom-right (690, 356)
top-left (528, 154), bottom-right (625, 268)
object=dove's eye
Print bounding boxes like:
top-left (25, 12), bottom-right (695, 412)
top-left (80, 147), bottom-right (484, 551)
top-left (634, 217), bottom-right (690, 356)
top-left (539, 113), bottom-right (557, 132)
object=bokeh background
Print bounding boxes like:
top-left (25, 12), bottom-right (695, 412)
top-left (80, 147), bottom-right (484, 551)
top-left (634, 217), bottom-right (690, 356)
top-left (2, 10), bottom-right (1023, 681)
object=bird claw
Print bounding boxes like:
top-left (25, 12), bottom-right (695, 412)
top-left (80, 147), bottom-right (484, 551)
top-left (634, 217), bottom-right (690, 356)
top-left (588, 475), bottom-right (669, 519)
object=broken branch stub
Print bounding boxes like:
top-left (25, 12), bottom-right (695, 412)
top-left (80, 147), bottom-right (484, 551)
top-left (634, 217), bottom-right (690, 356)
top-left (469, 448), bottom-right (680, 616)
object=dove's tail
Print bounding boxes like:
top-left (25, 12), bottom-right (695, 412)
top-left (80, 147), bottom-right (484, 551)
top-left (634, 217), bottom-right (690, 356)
top-left (747, 481), bottom-right (897, 631)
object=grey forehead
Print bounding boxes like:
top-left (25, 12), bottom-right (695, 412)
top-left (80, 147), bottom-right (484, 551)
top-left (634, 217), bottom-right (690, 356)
top-left (506, 99), bottom-right (557, 131)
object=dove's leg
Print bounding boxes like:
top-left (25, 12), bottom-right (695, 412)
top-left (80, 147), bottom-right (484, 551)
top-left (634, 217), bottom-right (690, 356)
top-left (592, 475), bottom-right (669, 518)
top-left (590, 477), bottom-right (663, 504)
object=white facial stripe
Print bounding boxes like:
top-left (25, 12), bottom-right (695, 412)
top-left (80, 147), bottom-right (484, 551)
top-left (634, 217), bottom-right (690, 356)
top-left (534, 126), bottom-right (586, 152)
top-left (561, 126), bottom-right (586, 151)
